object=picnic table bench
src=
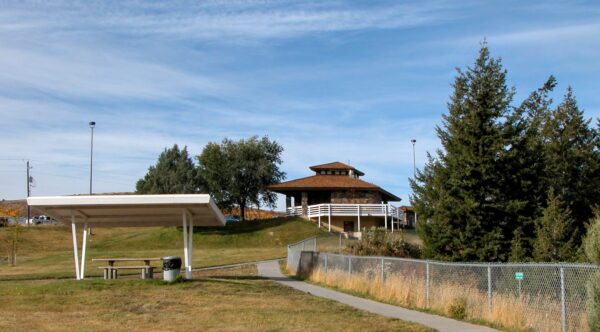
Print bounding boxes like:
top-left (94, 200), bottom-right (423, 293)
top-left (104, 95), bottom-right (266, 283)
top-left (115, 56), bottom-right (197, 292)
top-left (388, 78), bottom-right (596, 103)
top-left (92, 258), bottom-right (163, 280)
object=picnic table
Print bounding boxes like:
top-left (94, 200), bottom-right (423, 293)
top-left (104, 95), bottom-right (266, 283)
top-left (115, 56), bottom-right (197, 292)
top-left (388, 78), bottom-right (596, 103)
top-left (92, 258), bottom-right (163, 280)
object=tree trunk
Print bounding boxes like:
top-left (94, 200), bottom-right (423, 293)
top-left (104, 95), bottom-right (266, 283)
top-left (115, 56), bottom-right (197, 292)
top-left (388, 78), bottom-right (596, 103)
top-left (240, 201), bottom-right (246, 221)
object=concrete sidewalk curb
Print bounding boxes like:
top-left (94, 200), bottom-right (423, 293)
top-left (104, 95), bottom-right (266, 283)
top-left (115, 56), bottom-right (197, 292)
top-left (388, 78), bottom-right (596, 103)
top-left (257, 260), bottom-right (498, 332)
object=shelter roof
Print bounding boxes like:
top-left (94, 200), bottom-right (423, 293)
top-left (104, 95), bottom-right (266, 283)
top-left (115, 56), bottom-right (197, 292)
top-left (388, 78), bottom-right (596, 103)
top-left (26, 194), bottom-right (225, 227)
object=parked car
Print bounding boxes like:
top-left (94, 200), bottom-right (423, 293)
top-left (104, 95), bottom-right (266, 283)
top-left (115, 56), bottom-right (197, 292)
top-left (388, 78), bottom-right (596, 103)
top-left (225, 215), bottom-right (240, 223)
top-left (33, 215), bottom-right (55, 224)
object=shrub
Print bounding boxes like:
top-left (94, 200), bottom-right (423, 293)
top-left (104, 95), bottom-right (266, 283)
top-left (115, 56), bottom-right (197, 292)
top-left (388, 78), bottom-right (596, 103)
top-left (447, 297), bottom-right (467, 320)
top-left (349, 227), bottom-right (421, 258)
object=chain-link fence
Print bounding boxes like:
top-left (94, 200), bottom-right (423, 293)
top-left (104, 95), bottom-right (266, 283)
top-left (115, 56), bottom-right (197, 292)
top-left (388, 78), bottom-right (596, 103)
top-left (287, 236), bottom-right (598, 332)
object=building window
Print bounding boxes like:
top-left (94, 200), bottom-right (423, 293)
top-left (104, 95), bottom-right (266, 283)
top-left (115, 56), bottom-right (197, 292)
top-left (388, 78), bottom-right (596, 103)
top-left (320, 170), bottom-right (326, 175)
top-left (327, 170), bottom-right (332, 174)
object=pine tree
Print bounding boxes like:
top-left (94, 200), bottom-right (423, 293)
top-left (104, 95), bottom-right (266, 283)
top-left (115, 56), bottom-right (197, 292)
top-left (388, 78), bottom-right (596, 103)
top-left (542, 88), bottom-right (600, 240)
top-left (411, 44), bottom-right (514, 261)
top-left (136, 144), bottom-right (203, 194)
top-left (503, 77), bottom-right (556, 260)
top-left (533, 189), bottom-right (578, 261)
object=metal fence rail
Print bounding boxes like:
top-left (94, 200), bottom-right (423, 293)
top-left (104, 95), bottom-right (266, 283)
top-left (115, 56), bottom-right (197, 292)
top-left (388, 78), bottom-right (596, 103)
top-left (287, 236), bottom-right (598, 332)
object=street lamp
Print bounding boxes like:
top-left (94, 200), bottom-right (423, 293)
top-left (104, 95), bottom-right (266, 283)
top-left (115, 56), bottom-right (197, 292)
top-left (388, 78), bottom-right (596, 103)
top-left (89, 121), bottom-right (95, 195)
top-left (410, 139), bottom-right (417, 226)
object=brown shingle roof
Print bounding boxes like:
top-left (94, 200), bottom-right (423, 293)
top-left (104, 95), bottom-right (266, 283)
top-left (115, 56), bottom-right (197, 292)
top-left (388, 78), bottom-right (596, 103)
top-left (309, 161), bottom-right (364, 176)
top-left (267, 175), bottom-right (400, 201)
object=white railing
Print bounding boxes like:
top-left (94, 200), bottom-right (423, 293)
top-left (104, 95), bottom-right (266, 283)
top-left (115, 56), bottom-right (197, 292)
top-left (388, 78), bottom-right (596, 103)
top-left (287, 203), bottom-right (404, 222)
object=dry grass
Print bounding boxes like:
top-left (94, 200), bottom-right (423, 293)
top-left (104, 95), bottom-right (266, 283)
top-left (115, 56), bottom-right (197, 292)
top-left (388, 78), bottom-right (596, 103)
top-left (308, 268), bottom-right (589, 332)
top-left (0, 266), bottom-right (433, 332)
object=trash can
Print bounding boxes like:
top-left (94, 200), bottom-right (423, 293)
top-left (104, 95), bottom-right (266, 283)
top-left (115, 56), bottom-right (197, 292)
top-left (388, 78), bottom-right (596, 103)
top-left (163, 256), bottom-right (182, 282)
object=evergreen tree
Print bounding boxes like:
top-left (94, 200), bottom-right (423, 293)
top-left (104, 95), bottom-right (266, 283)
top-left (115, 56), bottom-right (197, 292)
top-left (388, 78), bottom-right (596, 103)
top-left (136, 144), bottom-right (203, 194)
top-left (503, 77), bottom-right (556, 260)
top-left (533, 189), bottom-right (578, 261)
top-left (542, 88), bottom-right (600, 239)
top-left (411, 44), bottom-right (514, 261)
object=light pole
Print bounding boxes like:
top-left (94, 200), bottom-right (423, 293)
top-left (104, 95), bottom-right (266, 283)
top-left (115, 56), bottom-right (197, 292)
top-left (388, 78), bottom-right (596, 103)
top-left (410, 139), bottom-right (417, 226)
top-left (89, 121), bottom-right (95, 195)
top-left (411, 139), bottom-right (416, 178)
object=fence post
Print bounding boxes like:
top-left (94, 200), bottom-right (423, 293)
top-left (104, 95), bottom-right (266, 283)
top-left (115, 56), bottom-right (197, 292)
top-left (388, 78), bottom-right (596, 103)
top-left (560, 266), bottom-right (566, 332)
top-left (314, 237), bottom-right (317, 252)
top-left (426, 261), bottom-right (430, 307)
top-left (487, 264), bottom-right (492, 313)
top-left (303, 241), bottom-right (305, 251)
top-left (324, 253), bottom-right (328, 274)
top-left (380, 257), bottom-right (385, 284)
top-left (339, 233), bottom-right (342, 253)
top-left (349, 256), bottom-right (352, 275)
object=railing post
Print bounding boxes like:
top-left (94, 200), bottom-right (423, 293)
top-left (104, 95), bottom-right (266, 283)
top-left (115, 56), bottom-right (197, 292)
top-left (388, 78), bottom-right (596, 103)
top-left (426, 261), bottom-right (430, 307)
top-left (384, 204), bottom-right (388, 230)
top-left (487, 264), bottom-right (492, 313)
top-left (560, 266), bottom-right (566, 332)
top-left (328, 204), bottom-right (331, 232)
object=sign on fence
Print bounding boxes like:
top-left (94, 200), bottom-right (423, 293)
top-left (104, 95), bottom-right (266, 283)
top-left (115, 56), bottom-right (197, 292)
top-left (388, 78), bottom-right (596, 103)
top-left (515, 272), bottom-right (524, 280)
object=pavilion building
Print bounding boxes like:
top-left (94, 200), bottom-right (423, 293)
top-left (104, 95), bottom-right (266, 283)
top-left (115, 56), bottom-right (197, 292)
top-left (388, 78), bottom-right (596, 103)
top-left (268, 162), bottom-right (406, 237)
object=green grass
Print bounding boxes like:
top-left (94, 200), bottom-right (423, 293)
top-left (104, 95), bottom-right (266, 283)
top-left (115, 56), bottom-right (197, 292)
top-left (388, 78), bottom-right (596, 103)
top-left (0, 266), bottom-right (432, 332)
top-left (0, 217), bottom-right (324, 280)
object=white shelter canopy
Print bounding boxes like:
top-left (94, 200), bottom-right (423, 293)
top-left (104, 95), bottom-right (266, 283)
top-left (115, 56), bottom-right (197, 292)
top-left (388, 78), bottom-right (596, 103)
top-left (27, 194), bottom-right (225, 280)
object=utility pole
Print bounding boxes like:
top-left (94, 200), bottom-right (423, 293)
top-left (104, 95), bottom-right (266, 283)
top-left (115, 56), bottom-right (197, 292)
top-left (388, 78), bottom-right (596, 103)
top-left (26, 161), bottom-right (32, 225)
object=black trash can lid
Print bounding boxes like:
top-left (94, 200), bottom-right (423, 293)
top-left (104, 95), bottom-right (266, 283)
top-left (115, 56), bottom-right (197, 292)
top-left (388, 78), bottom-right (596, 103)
top-left (163, 256), bottom-right (181, 261)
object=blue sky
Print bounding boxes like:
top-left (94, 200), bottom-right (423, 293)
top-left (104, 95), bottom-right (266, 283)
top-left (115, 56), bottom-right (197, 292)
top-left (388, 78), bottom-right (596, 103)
top-left (1, 1), bottom-right (599, 210)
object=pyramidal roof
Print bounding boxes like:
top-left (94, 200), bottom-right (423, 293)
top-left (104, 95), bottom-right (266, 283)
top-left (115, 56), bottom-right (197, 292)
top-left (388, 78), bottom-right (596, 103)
top-left (309, 161), bottom-right (364, 176)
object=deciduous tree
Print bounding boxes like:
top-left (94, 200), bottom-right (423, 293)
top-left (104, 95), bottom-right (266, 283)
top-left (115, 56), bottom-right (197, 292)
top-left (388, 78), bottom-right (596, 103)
top-left (197, 136), bottom-right (285, 221)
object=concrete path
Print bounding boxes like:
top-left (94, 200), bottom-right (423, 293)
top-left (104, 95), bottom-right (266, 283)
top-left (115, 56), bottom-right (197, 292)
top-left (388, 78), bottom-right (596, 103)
top-left (257, 260), bottom-right (498, 332)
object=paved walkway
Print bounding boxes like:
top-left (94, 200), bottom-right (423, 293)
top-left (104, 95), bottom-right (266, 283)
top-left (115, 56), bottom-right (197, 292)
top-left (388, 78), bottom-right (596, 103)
top-left (257, 260), bottom-right (498, 332)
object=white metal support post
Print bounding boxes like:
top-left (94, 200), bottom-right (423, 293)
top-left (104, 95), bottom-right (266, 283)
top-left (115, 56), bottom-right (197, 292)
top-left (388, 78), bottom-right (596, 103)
top-left (384, 204), bottom-right (388, 229)
top-left (187, 213), bottom-right (194, 279)
top-left (385, 205), bottom-right (390, 232)
top-left (70, 215), bottom-right (80, 280)
top-left (182, 211), bottom-right (189, 276)
top-left (318, 212), bottom-right (321, 228)
top-left (80, 221), bottom-right (88, 279)
top-left (328, 204), bottom-right (331, 232)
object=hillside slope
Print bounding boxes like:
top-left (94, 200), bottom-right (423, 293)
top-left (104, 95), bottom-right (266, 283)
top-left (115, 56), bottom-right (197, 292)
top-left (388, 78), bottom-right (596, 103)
top-left (0, 217), bottom-right (324, 280)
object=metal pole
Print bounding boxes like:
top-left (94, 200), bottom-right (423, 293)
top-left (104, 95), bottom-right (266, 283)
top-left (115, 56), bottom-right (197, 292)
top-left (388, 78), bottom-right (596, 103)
top-left (348, 256), bottom-right (352, 275)
top-left (89, 123), bottom-right (95, 195)
top-left (26, 161), bottom-right (31, 224)
top-left (182, 212), bottom-right (188, 273)
top-left (380, 257), bottom-right (385, 283)
top-left (324, 253), bottom-right (328, 274)
top-left (560, 267), bottom-right (566, 332)
top-left (487, 265), bottom-right (492, 313)
top-left (71, 216), bottom-right (80, 280)
top-left (188, 214), bottom-right (194, 279)
top-left (80, 221), bottom-right (88, 279)
top-left (426, 261), bottom-right (430, 307)
top-left (339, 233), bottom-right (342, 253)
top-left (411, 139), bottom-right (418, 225)
top-left (314, 237), bottom-right (317, 252)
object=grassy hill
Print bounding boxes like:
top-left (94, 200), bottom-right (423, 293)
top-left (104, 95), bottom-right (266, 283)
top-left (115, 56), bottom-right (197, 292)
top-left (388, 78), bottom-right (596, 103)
top-left (0, 217), bottom-right (325, 280)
